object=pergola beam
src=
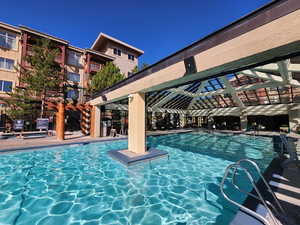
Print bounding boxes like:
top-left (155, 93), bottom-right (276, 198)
top-left (151, 85), bottom-right (189, 109)
top-left (239, 69), bottom-right (300, 87)
top-left (277, 60), bottom-right (292, 84)
top-left (169, 80), bottom-right (280, 98)
top-left (187, 81), bottom-right (208, 109)
top-left (105, 103), bottom-right (187, 114)
top-left (220, 76), bottom-right (245, 107)
top-left (254, 61), bottom-right (300, 73)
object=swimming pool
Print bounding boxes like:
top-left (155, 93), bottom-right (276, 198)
top-left (0, 132), bottom-right (276, 225)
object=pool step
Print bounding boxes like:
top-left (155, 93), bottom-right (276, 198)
top-left (269, 177), bottom-right (300, 207)
top-left (272, 174), bottom-right (289, 182)
top-left (230, 173), bottom-right (300, 225)
top-left (108, 148), bottom-right (168, 166)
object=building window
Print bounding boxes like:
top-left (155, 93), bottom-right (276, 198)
top-left (67, 51), bottom-right (81, 67)
top-left (113, 48), bottom-right (121, 56)
top-left (0, 31), bottom-right (16, 50)
top-left (0, 80), bottom-right (12, 92)
top-left (128, 54), bottom-right (134, 61)
top-left (67, 72), bottom-right (80, 82)
top-left (0, 57), bottom-right (14, 70)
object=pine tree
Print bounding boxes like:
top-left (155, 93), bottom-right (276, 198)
top-left (141, 62), bottom-right (149, 70)
top-left (131, 65), bottom-right (139, 74)
top-left (90, 62), bottom-right (125, 93)
top-left (3, 88), bottom-right (39, 120)
top-left (131, 62), bottom-right (149, 74)
top-left (18, 38), bottom-right (62, 117)
top-left (0, 38), bottom-right (62, 120)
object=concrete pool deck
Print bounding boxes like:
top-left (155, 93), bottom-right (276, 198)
top-left (1, 128), bottom-right (300, 153)
top-left (0, 129), bottom-right (193, 153)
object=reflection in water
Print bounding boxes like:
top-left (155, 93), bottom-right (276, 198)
top-left (0, 133), bottom-right (275, 225)
top-left (54, 151), bottom-right (63, 163)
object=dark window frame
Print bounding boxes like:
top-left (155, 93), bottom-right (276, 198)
top-left (128, 54), bottom-right (134, 61)
top-left (0, 80), bottom-right (13, 92)
top-left (113, 48), bottom-right (121, 56)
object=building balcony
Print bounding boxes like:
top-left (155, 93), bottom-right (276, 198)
top-left (55, 55), bottom-right (62, 64)
top-left (90, 62), bottom-right (101, 73)
top-left (26, 44), bottom-right (63, 64)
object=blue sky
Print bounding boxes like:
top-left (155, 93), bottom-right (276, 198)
top-left (1, 0), bottom-right (271, 66)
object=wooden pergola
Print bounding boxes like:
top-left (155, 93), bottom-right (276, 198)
top-left (46, 102), bottom-right (92, 140)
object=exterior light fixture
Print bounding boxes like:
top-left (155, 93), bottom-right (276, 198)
top-left (128, 94), bottom-right (134, 102)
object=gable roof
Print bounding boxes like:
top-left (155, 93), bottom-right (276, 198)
top-left (91, 32), bottom-right (144, 56)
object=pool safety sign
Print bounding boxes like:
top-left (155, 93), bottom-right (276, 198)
top-left (36, 118), bottom-right (49, 130)
top-left (13, 120), bottom-right (24, 130)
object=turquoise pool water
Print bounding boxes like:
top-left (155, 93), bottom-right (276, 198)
top-left (0, 132), bottom-right (276, 225)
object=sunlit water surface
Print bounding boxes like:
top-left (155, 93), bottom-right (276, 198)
top-left (0, 132), bottom-right (276, 225)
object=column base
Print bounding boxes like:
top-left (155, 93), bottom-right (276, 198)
top-left (108, 149), bottom-right (168, 166)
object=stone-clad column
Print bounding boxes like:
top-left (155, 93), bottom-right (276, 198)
top-left (128, 93), bottom-right (146, 154)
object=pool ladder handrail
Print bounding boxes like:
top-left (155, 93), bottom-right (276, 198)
top-left (220, 159), bottom-right (285, 225)
top-left (232, 159), bottom-right (286, 215)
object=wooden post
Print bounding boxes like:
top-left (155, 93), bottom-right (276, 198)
top-left (56, 102), bottom-right (65, 140)
top-left (60, 45), bottom-right (66, 67)
top-left (21, 33), bottom-right (28, 67)
top-left (86, 53), bottom-right (91, 74)
top-left (90, 106), bottom-right (95, 137)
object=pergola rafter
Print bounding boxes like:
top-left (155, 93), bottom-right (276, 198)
top-left (220, 76), bottom-right (245, 107)
top-left (105, 59), bottom-right (300, 112)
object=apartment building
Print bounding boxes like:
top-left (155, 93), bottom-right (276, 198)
top-left (91, 33), bottom-right (144, 76)
top-left (0, 22), bottom-right (143, 108)
top-left (0, 23), bottom-right (21, 109)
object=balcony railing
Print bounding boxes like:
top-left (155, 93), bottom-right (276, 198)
top-left (90, 62), bottom-right (101, 72)
top-left (26, 44), bottom-right (62, 64)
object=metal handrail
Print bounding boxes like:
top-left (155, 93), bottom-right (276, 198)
top-left (231, 171), bottom-right (281, 216)
top-left (233, 159), bottom-right (286, 215)
top-left (220, 163), bottom-right (281, 225)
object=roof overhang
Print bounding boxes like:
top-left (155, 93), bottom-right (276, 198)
top-left (90, 0), bottom-right (300, 106)
top-left (68, 45), bottom-right (85, 53)
top-left (85, 49), bottom-right (115, 61)
top-left (19, 25), bottom-right (69, 45)
top-left (0, 22), bottom-right (21, 34)
top-left (91, 32), bottom-right (144, 56)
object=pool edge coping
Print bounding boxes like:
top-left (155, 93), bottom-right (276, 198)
top-left (0, 130), bottom-right (194, 154)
